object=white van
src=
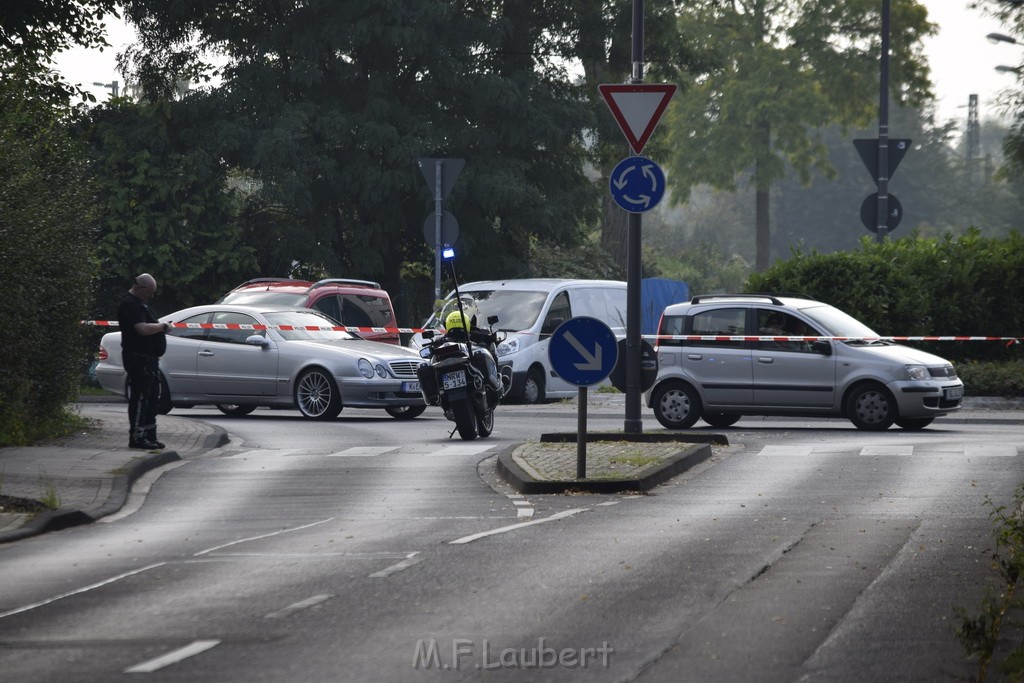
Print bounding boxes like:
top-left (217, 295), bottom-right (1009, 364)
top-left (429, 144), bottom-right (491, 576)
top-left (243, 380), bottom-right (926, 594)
top-left (411, 279), bottom-right (627, 403)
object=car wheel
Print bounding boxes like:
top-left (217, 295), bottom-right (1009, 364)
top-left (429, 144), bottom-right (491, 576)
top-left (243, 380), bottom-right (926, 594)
top-left (295, 367), bottom-right (343, 420)
top-left (386, 405), bottom-right (426, 419)
top-left (652, 381), bottom-right (702, 429)
top-left (703, 412), bottom-right (741, 428)
top-left (520, 368), bottom-right (545, 404)
top-left (846, 383), bottom-right (897, 431)
top-left (895, 417), bottom-right (934, 430)
top-left (216, 404), bottom-right (257, 417)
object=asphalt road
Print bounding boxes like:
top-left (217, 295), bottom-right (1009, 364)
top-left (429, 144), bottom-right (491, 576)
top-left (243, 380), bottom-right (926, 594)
top-left (0, 404), bottom-right (1021, 681)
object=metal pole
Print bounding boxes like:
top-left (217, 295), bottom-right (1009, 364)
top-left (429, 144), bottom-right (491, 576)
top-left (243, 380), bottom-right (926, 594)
top-left (875, 0), bottom-right (891, 243)
top-left (434, 160), bottom-right (443, 301)
top-left (624, 0), bottom-right (644, 434)
top-left (577, 386), bottom-right (587, 478)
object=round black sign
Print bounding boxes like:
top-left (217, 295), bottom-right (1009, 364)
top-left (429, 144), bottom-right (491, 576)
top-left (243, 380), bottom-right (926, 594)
top-left (860, 193), bottom-right (903, 233)
top-left (609, 339), bottom-right (658, 393)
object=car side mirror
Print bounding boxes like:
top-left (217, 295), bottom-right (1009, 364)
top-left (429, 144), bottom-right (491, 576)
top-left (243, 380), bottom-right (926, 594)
top-left (246, 335), bottom-right (269, 348)
top-left (487, 315), bottom-right (499, 326)
top-left (812, 340), bottom-right (832, 356)
top-left (422, 330), bottom-right (435, 340)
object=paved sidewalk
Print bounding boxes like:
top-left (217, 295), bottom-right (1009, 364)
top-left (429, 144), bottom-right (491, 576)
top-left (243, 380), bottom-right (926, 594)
top-left (0, 401), bottom-right (227, 543)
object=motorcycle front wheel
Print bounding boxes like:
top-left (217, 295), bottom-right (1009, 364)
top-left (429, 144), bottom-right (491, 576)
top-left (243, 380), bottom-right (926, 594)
top-left (451, 399), bottom-right (478, 440)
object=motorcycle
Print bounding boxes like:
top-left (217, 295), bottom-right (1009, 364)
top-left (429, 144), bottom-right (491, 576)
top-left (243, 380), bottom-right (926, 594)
top-left (416, 315), bottom-right (511, 440)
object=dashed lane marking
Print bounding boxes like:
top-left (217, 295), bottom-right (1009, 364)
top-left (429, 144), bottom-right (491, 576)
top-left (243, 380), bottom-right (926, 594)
top-left (508, 494), bottom-right (535, 518)
top-left (449, 508), bottom-right (590, 545)
top-left (193, 518), bottom-right (335, 556)
top-left (226, 449), bottom-right (301, 459)
top-left (124, 640), bottom-right (220, 673)
top-left (424, 444), bottom-right (495, 457)
top-left (264, 594), bottom-right (334, 619)
top-left (369, 553), bottom-right (424, 578)
top-left (0, 563), bottom-right (167, 620)
top-left (327, 446), bottom-right (400, 457)
top-left (756, 445), bottom-right (1019, 457)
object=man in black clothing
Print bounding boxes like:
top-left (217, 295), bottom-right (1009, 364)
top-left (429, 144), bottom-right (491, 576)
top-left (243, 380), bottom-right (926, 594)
top-left (117, 273), bottom-right (171, 449)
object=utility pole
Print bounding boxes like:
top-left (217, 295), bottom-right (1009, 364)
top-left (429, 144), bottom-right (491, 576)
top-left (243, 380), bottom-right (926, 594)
top-left (875, 0), bottom-right (891, 244)
top-left (624, 0), bottom-right (645, 434)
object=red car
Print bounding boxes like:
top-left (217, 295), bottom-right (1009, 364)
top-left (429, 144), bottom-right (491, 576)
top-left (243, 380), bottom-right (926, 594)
top-left (217, 278), bottom-right (400, 344)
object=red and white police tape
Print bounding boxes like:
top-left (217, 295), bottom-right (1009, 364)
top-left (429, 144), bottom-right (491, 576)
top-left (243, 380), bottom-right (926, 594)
top-left (81, 320), bottom-right (1022, 344)
top-left (82, 320), bottom-right (436, 334)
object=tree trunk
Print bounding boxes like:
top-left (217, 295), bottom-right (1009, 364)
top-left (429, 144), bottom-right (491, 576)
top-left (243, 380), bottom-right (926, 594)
top-left (600, 192), bottom-right (629, 269)
top-left (754, 120), bottom-right (772, 271)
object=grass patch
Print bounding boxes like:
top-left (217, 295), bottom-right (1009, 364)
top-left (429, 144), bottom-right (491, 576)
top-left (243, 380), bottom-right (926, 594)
top-left (37, 474), bottom-right (61, 510)
top-left (609, 454), bottom-right (663, 468)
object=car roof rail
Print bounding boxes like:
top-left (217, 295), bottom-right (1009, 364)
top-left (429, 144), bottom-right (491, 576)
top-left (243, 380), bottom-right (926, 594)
top-left (689, 293), bottom-right (806, 306)
top-left (235, 277), bottom-right (306, 288)
top-left (309, 278), bottom-right (382, 290)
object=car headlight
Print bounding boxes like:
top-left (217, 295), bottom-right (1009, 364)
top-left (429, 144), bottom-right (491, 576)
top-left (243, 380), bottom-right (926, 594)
top-left (357, 358), bottom-right (375, 379)
top-left (904, 364), bottom-right (929, 381)
top-left (375, 363), bottom-right (388, 378)
top-left (497, 337), bottom-right (519, 357)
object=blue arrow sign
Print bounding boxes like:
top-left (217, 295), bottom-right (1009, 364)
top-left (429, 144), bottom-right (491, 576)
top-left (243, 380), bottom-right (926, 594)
top-left (609, 156), bottom-right (666, 214)
top-left (548, 317), bottom-right (619, 386)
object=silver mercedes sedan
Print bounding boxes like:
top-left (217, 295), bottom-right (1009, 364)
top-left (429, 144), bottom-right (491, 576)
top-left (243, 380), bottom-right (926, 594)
top-left (95, 305), bottom-right (426, 420)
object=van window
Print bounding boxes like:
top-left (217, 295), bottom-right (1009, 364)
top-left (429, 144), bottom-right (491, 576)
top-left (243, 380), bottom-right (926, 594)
top-left (438, 290), bottom-right (549, 331)
top-left (542, 292), bottom-right (571, 334)
top-left (691, 307), bottom-right (746, 349)
top-left (312, 295), bottom-right (341, 323)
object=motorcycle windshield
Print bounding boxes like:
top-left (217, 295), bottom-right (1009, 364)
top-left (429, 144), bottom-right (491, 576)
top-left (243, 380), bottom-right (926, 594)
top-left (434, 290), bottom-right (548, 332)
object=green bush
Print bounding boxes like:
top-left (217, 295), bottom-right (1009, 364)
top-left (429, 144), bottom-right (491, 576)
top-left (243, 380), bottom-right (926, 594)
top-left (0, 83), bottom-right (97, 446)
top-left (747, 231), bottom-right (1024, 365)
top-left (955, 360), bottom-right (1024, 398)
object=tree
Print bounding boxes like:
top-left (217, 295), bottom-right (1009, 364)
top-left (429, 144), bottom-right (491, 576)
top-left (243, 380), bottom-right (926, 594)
top-left (0, 0), bottom-right (118, 104)
top-left (664, 0), bottom-right (935, 271)
top-left (118, 0), bottom-right (600, 322)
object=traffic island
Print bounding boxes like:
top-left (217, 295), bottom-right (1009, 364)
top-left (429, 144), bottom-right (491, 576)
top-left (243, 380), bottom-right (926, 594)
top-left (496, 432), bottom-right (725, 494)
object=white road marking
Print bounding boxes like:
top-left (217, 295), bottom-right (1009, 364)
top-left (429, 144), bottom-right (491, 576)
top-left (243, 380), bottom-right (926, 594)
top-left (0, 563), bottom-right (166, 620)
top-left (964, 446), bottom-right (1018, 457)
top-left (264, 594), bottom-right (334, 619)
top-left (326, 446), bottom-right (399, 457)
top-left (757, 445), bottom-right (815, 456)
top-left (226, 449), bottom-right (301, 459)
top-left (449, 508), bottom-right (590, 545)
top-left (124, 639), bottom-right (220, 673)
top-left (860, 445), bottom-right (914, 456)
top-left (369, 552), bottom-right (424, 578)
top-left (426, 444), bottom-right (494, 457)
top-left (193, 518), bottom-right (335, 556)
top-left (511, 499), bottom-right (534, 518)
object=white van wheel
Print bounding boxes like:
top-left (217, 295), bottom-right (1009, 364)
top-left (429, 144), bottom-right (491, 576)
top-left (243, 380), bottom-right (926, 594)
top-left (521, 368), bottom-right (545, 404)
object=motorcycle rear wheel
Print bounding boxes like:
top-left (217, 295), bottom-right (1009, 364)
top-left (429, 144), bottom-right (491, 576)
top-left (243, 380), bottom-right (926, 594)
top-left (477, 405), bottom-right (494, 437)
top-left (451, 399), bottom-right (478, 440)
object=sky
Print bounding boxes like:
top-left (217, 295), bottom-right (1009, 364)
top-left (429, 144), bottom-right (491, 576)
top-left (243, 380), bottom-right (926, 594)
top-left (54, 1), bottom-right (1019, 127)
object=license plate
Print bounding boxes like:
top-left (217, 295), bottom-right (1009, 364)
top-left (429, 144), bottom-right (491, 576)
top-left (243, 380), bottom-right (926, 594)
top-left (401, 381), bottom-right (420, 393)
top-left (442, 370), bottom-right (467, 390)
top-left (945, 386), bottom-right (964, 400)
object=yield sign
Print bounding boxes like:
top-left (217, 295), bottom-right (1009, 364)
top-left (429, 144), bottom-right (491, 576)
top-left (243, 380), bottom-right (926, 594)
top-left (599, 84), bottom-right (677, 155)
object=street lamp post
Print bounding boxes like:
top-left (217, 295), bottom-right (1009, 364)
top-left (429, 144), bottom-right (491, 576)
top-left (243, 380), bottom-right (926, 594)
top-left (92, 80), bottom-right (119, 98)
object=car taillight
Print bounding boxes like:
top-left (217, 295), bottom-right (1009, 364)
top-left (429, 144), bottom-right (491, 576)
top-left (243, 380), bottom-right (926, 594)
top-left (97, 346), bottom-right (108, 361)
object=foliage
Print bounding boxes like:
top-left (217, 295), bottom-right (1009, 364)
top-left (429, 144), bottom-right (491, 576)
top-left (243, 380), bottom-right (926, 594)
top-left (747, 230), bottom-right (1024, 364)
top-left (0, 83), bottom-right (97, 447)
top-left (955, 484), bottom-right (1024, 682)
top-left (0, 0), bottom-right (118, 104)
top-left (117, 0), bottom-right (600, 304)
top-left (956, 361), bottom-right (1024, 398)
top-left (643, 240), bottom-right (751, 296)
top-left (82, 98), bottom-right (259, 316)
top-left (664, 0), bottom-right (935, 271)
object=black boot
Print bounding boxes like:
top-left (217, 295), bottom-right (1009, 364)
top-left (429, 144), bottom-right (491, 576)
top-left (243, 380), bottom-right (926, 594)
top-left (144, 430), bottom-right (166, 449)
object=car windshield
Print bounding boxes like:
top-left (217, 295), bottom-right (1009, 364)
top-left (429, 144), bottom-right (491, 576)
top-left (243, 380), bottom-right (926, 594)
top-left (433, 290), bottom-right (549, 331)
top-left (221, 291), bottom-right (307, 307)
top-left (265, 310), bottom-right (357, 341)
top-left (800, 304), bottom-right (880, 338)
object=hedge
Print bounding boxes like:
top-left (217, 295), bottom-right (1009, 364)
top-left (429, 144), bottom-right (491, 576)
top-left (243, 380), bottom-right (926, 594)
top-left (746, 230), bottom-right (1024, 364)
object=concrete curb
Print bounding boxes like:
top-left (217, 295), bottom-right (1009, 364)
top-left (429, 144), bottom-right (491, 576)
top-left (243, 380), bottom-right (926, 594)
top-left (539, 431), bottom-right (730, 446)
top-left (496, 441), bottom-right (715, 495)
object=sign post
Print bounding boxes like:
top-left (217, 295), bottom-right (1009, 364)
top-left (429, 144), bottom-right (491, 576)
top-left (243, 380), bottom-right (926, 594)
top-left (417, 158), bottom-right (465, 302)
top-left (548, 317), bottom-right (619, 478)
top-left (599, 12), bottom-right (676, 434)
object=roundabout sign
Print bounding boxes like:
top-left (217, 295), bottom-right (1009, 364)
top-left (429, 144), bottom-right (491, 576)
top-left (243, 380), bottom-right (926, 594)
top-left (609, 156), bottom-right (666, 214)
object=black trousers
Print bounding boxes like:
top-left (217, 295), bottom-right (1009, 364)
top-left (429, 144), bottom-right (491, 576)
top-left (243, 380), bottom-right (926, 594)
top-left (125, 353), bottom-right (160, 441)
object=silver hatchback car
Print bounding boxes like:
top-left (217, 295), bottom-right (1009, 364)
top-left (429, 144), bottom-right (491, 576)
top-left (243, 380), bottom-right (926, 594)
top-left (96, 305), bottom-right (426, 420)
top-left (645, 294), bottom-right (964, 431)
